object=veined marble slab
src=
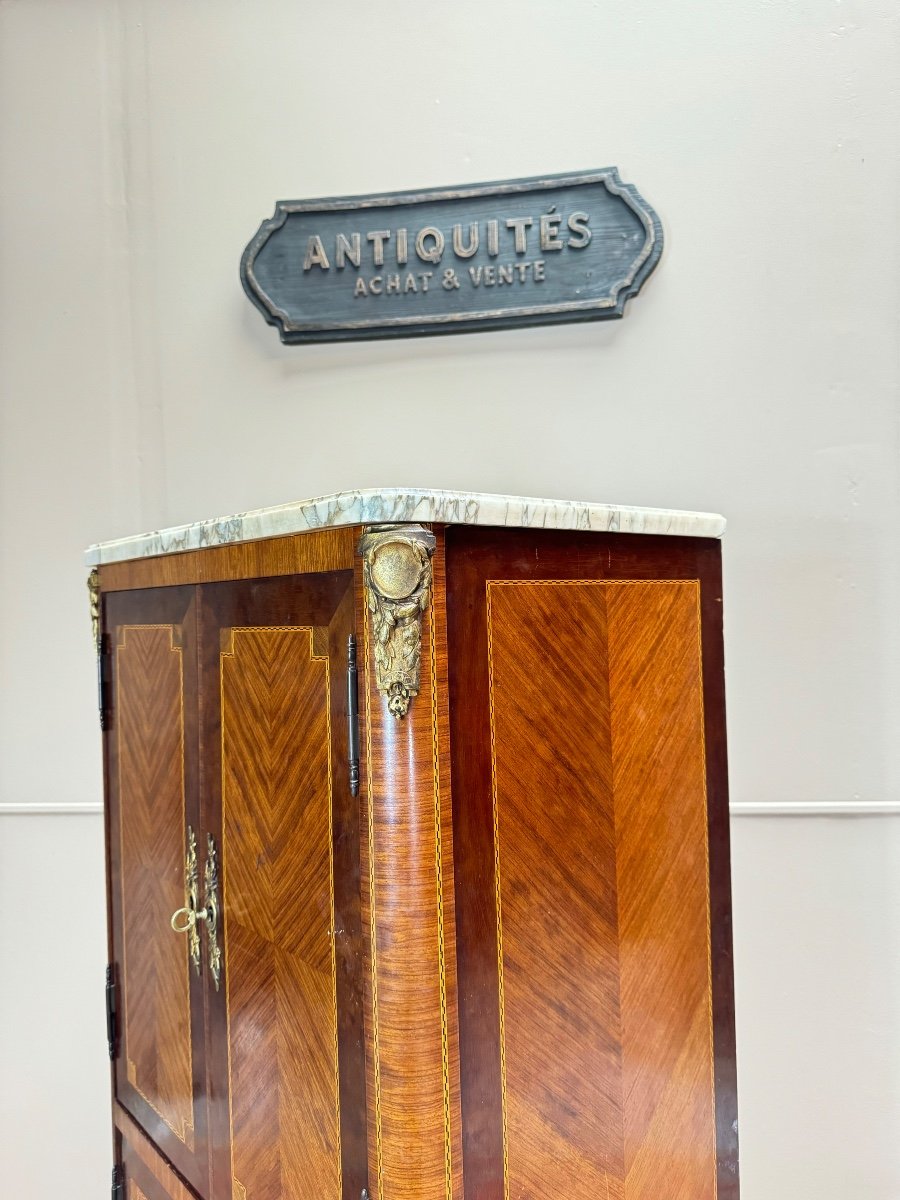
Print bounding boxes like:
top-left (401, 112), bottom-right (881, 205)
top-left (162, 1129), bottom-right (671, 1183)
top-left (84, 488), bottom-right (726, 566)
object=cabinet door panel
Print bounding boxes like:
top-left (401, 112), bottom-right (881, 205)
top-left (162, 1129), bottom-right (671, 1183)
top-left (199, 573), bottom-right (368, 1200)
top-left (445, 528), bottom-right (736, 1200)
top-left (106, 587), bottom-right (208, 1194)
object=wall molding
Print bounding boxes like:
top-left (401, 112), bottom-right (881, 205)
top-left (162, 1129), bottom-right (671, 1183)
top-left (730, 800), bottom-right (900, 816)
top-left (0, 803), bottom-right (104, 815)
top-left (1, 801), bottom-right (899, 817)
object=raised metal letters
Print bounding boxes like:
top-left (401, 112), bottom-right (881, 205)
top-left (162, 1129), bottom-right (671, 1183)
top-left (360, 524), bottom-right (436, 719)
top-left (241, 169), bottom-right (663, 344)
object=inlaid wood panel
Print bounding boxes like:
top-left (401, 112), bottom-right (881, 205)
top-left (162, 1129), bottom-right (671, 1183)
top-left (116, 624), bottom-right (195, 1149)
top-left (359, 528), bottom-right (461, 1200)
top-left (221, 626), bottom-right (341, 1200)
top-left (484, 580), bottom-right (715, 1200)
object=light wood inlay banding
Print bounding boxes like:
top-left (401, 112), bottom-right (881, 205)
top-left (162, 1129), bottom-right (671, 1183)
top-left (116, 624), bottom-right (194, 1148)
top-left (221, 627), bottom-right (341, 1200)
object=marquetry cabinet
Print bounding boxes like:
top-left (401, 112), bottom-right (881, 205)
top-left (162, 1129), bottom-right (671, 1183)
top-left (90, 490), bottom-right (738, 1200)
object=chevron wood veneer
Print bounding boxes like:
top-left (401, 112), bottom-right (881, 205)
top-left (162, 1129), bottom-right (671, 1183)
top-left (484, 580), bottom-right (715, 1200)
top-left (116, 625), bottom-right (194, 1149)
top-left (221, 626), bottom-right (341, 1200)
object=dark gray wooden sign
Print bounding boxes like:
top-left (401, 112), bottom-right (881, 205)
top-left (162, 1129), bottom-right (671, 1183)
top-left (240, 169), bottom-right (663, 344)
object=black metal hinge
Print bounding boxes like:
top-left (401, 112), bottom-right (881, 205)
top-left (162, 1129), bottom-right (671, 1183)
top-left (347, 635), bottom-right (360, 797)
top-left (97, 632), bottom-right (111, 731)
top-left (106, 964), bottom-right (118, 1060)
top-left (111, 1164), bottom-right (124, 1200)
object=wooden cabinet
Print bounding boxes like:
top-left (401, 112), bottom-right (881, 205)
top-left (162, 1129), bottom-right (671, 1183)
top-left (92, 493), bottom-right (738, 1200)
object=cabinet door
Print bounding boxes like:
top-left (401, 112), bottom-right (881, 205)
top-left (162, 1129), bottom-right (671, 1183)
top-left (445, 527), bottom-right (737, 1200)
top-left (199, 572), bottom-right (368, 1200)
top-left (105, 587), bottom-right (209, 1195)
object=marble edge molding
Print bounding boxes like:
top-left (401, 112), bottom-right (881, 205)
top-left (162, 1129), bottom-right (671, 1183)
top-left (84, 487), bottom-right (727, 566)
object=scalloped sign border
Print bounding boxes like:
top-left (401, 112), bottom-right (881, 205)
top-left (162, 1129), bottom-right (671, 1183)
top-left (241, 169), bottom-right (663, 344)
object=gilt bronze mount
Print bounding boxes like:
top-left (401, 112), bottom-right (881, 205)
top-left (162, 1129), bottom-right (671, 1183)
top-left (360, 524), bottom-right (436, 718)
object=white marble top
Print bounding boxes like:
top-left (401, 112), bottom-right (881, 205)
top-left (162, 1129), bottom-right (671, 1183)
top-left (84, 488), bottom-right (726, 566)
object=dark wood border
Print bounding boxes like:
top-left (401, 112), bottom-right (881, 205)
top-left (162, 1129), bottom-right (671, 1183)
top-left (696, 538), bottom-right (740, 1200)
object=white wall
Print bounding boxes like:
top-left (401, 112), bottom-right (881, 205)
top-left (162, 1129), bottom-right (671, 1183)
top-left (0, 1), bottom-right (897, 1197)
top-left (732, 816), bottom-right (900, 1198)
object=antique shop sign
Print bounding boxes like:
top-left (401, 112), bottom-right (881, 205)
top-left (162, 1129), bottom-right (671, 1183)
top-left (240, 169), bottom-right (663, 344)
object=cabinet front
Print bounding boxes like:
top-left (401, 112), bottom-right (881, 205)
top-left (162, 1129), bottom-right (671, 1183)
top-left (105, 586), bottom-right (209, 1195)
top-left (199, 572), bottom-right (368, 1200)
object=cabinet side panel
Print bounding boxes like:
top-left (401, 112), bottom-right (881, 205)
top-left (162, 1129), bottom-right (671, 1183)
top-left (116, 625), bottom-right (195, 1149)
top-left (606, 582), bottom-right (716, 1200)
top-left (221, 626), bottom-right (341, 1200)
top-left (445, 527), bottom-right (736, 1200)
top-left (485, 582), bottom-right (625, 1200)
